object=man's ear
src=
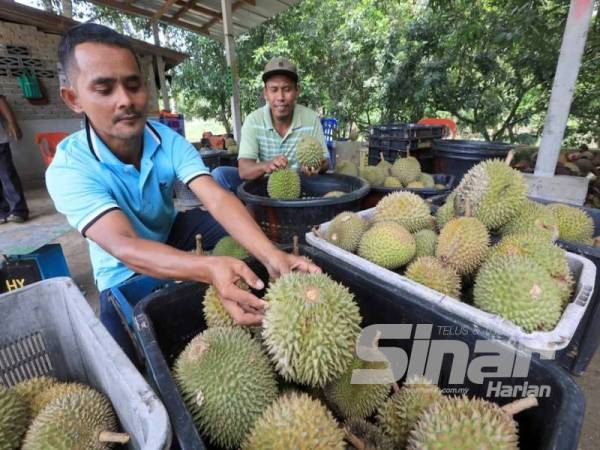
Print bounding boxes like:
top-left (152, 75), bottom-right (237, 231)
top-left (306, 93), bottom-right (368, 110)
top-left (60, 85), bottom-right (83, 114)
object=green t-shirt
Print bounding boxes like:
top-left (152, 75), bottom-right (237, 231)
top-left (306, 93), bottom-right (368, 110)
top-left (238, 103), bottom-right (328, 170)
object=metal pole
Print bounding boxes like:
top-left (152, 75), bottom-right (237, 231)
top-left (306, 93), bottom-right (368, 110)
top-left (534, 0), bottom-right (595, 176)
top-left (221, 0), bottom-right (242, 141)
top-left (152, 22), bottom-right (170, 111)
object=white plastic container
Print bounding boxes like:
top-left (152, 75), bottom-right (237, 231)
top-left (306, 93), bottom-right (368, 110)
top-left (0, 277), bottom-right (172, 450)
top-left (306, 207), bottom-right (596, 354)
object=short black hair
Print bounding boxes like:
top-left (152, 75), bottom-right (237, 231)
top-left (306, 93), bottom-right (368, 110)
top-left (58, 22), bottom-right (138, 81)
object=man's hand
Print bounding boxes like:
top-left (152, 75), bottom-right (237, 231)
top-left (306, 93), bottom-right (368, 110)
top-left (263, 249), bottom-right (322, 279)
top-left (262, 155), bottom-right (288, 174)
top-left (7, 124), bottom-right (22, 141)
top-left (207, 256), bottom-right (269, 325)
top-left (300, 158), bottom-right (328, 176)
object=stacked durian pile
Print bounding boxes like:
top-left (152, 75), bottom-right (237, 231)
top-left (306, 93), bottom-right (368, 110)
top-left (336, 152), bottom-right (446, 190)
top-left (183, 270), bottom-right (534, 449)
top-left (0, 377), bottom-right (127, 449)
top-left (322, 157), bottom-right (597, 333)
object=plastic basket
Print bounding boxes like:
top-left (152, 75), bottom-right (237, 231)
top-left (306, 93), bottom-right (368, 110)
top-left (236, 173), bottom-right (370, 244)
top-left (0, 277), bottom-right (172, 449)
top-left (360, 174), bottom-right (455, 209)
top-left (306, 207), bottom-right (596, 355)
top-left (133, 245), bottom-right (585, 450)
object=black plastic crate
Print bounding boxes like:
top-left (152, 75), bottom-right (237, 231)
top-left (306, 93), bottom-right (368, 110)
top-left (134, 245), bottom-right (584, 450)
top-left (370, 123), bottom-right (446, 140)
top-left (368, 145), bottom-right (435, 173)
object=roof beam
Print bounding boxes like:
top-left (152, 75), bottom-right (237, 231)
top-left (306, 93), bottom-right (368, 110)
top-left (200, 0), bottom-right (255, 33)
top-left (174, 0), bottom-right (220, 19)
top-left (152, 0), bottom-right (179, 22)
top-left (86, 0), bottom-right (210, 35)
top-left (172, 0), bottom-right (199, 21)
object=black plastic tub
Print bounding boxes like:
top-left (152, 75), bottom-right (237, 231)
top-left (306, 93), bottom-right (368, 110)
top-left (370, 123), bottom-right (446, 140)
top-left (236, 173), bottom-right (369, 244)
top-left (361, 174), bottom-right (455, 209)
top-left (433, 139), bottom-right (514, 184)
top-left (133, 245), bottom-right (585, 450)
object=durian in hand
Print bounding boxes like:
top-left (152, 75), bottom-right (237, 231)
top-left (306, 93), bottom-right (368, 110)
top-left (325, 211), bottom-right (369, 253)
top-left (390, 154), bottom-right (421, 185)
top-left (174, 327), bottom-right (278, 449)
top-left (0, 385), bottom-right (29, 450)
top-left (22, 389), bottom-right (126, 450)
top-left (262, 272), bottom-right (362, 387)
top-left (211, 236), bottom-right (249, 259)
top-left (405, 256), bottom-right (461, 298)
top-left (453, 159), bottom-right (527, 230)
top-left (267, 168), bottom-right (301, 200)
top-left (11, 376), bottom-right (58, 416)
top-left (358, 222), bottom-right (416, 269)
top-left (377, 376), bottom-right (442, 448)
top-left (374, 191), bottom-right (433, 233)
top-left (436, 216), bottom-right (490, 276)
top-left (202, 282), bottom-right (261, 335)
top-left (548, 203), bottom-right (594, 244)
top-left (242, 392), bottom-right (345, 450)
top-left (407, 395), bottom-right (538, 450)
top-left (296, 135), bottom-right (325, 170)
top-left (474, 255), bottom-right (563, 332)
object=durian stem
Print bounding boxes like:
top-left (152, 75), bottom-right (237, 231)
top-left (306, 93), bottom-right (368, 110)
top-left (195, 234), bottom-right (204, 256)
top-left (344, 429), bottom-right (367, 450)
top-left (501, 395), bottom-right (538, 416)
top-left (98, 431), bottom-right (130, 444)
top-left (293, 235), bottom-right (300, 256)
top-left (406, 142), bottom-right (411, 158)
top-left (464, 198), bottom-right (472, 218)
top-left (392, 382), bottom-right (401, 394)
top-left (504, 149), bottom-right (515, 166)
top-left (380, 151), bottom-right (385, 163)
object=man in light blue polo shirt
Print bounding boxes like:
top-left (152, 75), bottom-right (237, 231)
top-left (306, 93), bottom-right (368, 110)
top-left (46, 24), bottom-right (319, 362)
top-left (212, 57), bottom-right (329, 192)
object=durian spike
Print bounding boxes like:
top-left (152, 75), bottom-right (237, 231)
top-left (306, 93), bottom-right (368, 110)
top-left (293, 235), bottom-right (299, 256)
top-left (504, 150), bottom-right (515, 166)
top-left (344, 428), bottom-right (367, 450)
top-left (98, 431), bottom-right (130, 444)
top-left (500, 394), bottom-right (538, 416)
top-left (392, 382), bottom-right (400, 394)
top-left (195, 234), bottom-right (204, 256)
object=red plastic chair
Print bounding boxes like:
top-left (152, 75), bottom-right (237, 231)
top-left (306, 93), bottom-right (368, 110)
top-left (35, 132), bottom-right (69, 167)
top-left (418, 118), bottom-right (457, 139)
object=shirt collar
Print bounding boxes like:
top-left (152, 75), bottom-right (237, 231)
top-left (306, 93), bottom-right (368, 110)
top-left (85, 117), bottom-right (161, 165)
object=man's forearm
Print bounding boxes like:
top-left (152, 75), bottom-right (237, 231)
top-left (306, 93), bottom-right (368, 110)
top-left (238, 159), bottom-right (267, 180)
top-left (0, 97), bottom-right (18, 129)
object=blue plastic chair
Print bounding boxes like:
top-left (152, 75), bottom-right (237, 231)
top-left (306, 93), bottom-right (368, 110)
top-left (320, 117), bottom-right (337, 169)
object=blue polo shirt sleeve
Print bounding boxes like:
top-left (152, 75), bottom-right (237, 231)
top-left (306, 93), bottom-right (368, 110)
top-left (168, 130), bottom-right (211, 185)
top-left (45, 152), bottom-right (119, 237)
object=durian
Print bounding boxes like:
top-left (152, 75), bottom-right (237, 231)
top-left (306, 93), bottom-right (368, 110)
top-left (383, 176), bottom-right (402, 188)
top-left (500, 200), bottom-right (559, 242)
top-left (202, 283), bottom-right (261, 335)
top-left (418, 173), bottom-right (436, 188)
top-left (377, 376), bottom-right (442, 448)
top-left (242, 392), bottom-right (345, 450)
top-left (323, 348), bottom-right (393, 419)
top-left (31, 382), bottom-right (92, 417)
top-left (360, 166), bottom-right (386, 187)
top-left (453, 159), bottom-right (527, 230)
top-left (376, 153), bottom-right (392, 176)
top-left (374, 191), bottom-right (433, 233)
top-left (211, 236), bottom-right (249, 259)
top-left (267, 168), bottom-right (301, 200)
top-left (325, 212), bottom-right (369, 253)
top-left (22, 389), bottom-right (122, 450)
top-left (414, 229), bottom-right (438, 257)
top-left (296, 135), bottom-right (325, 169)
top-left (358, 222), bottom-right (416, 269)
top-left (405, 256), bottom-right (461, 298)
top-left (225, 137), bottom-right (238, 154)
top-left (335, 160), bottom-right (359, 177)
top-left (262, 272), bottom-right (362, 387)
top-left (344, 418), bottom-right (394, 450)
top-left (390, 155), bottom-right (421, 184)
top-left (324, 190), bottom-right (346, 198)
top-left (174, 327), bottom-right (278, 449)
top-left (436, 217), bottom-right (489, 275)
top-left (549, 203), bottom-right (594, 244)
top-left (0, 385), bottom-right (29, 450)
top-left (474, 255), bottom-right (563, 332)
top-left (434, 183), bottom-right (447, 189)
top-left (407, 181), bottom-right (425, 189)
top-left (11, 376), bottom-right (58, 416)
top-left (407, 395), bottom-right (531, 450)
top-left (435, 192), bottom-right (456, 230)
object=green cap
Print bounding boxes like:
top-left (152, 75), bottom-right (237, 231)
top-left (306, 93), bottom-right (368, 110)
top-left (262, 57), bottom-right (298, 83)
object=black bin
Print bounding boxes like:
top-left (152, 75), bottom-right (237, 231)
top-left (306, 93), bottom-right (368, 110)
top-left (133, 245), bottom-right (585, 450)
top-left (433, 139), bottom-right (514, 185)
top-left (236, 174), bottom-right (369, 244)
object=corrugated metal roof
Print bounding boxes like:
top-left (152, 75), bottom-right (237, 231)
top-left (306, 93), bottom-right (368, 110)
top-left (86, 0), bottom-right (302, 39)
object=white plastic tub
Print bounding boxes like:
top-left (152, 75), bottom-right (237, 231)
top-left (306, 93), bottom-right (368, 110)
top-left (306, 207), bottom-right (596, 354)
top-left (0, 277), bottom-right (172, 450)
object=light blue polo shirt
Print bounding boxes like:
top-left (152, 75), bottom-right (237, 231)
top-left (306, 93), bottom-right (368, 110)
top-left (45, 119), bottom-right (210, 291)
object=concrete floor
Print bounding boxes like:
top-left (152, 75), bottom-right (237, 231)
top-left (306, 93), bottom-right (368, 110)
top-left (7, 188), bottom-right (600, 449)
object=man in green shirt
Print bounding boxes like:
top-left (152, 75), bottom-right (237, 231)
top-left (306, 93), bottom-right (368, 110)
top-left (213, 57), bottom-right (329, 192)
